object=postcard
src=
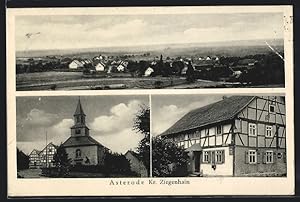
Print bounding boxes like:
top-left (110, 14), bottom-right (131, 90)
top-left (6, 5), bottom-right (294, 197)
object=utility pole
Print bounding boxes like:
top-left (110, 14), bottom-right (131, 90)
top-left (45, 130), bottom-right (48, 168)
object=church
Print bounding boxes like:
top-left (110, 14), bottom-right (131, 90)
top-left (62, 98), bottom-right (106, 166)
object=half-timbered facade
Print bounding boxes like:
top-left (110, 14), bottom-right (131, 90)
top-left (29, 143), bottom-right (58, 169)
top-left (29, 149), bottom-right (41, 168)
top-left (39, 142), bottom-right (58, 168)
top-left (161, 96), bottom-right (286, 176)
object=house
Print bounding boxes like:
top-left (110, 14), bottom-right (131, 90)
top-left (62, 99), bottom-right (106, 166)
top-left (144, 67), bottom-right (154, 77)
top-left (117, 61), bottom-right (127, 72)
top-left (29, 149), bottom-right (41, 169)
top-left (125, 150), bottom-right (148, 177)
top-left (69, 60), bottom-right (84, 69)
top-left (95, 62), bottom-right (106, 72)
top-left (29, 142), bottom-right (58, 169)
top-left (39, 142), bottom-right (58, 168)
top-left (160, 96), bottom-right (286, 177)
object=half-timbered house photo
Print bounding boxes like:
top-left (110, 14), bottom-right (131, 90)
top-left (153, 95), bottom-right (286, 177)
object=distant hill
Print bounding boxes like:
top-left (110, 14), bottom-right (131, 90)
top-left (16, 38), bottom-right (284, 58)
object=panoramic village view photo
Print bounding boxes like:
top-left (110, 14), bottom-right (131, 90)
top-left (151, 95), bottom-right (287, 177)
top-left (15, 12), bottom-right (285, 91)
top-left (16, 95), bottom-right (150, 178)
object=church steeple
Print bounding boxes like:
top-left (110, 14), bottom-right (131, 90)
top-left (74, 98), bottom-right (85, 116)
top-left (71, 98), bottom-right (89, 137)
top-left (73, 98), bottom-right (86, 125)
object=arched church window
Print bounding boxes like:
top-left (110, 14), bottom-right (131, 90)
top-left (76, 149), bottom-right (81, 158)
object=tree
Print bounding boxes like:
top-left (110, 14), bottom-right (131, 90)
top-left (186, 61), bottom-right (195, 83)
top-left (133, 105), bottom-right (150, 176)
top-left (53, 144), bottom-right (71, 177)
top-left (133, 105), bottom-right (150, 138)
top-left (17, 148), bottom-right (29, 170)
top-left (152, 136), bottom-right (189, 177)
top-left (103, 151), bottom-right (135, 176)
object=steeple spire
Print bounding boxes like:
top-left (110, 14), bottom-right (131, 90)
top-left (71, 98), bottom-right (89, 137)
top-left (74, 97), bottom-right (85, 116)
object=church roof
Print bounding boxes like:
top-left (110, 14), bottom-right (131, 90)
top-left (62, 136), bottom-right (104, 148)
top-left (161, 96), bottom-right (255, 136)
top-left (74, 99), bottom-right (85, 116)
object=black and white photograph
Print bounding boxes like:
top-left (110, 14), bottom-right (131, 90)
top-left (152, 95), bottom-right (287, 177)
top-left (16, 95), bottom-right (150, 178)
top-left (15, 12), bottom-right (285, 91)
top-left (7, 6), bottom-right (294, 196)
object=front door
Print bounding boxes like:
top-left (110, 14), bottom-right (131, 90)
top-left (194, 151), bottom-right (201, 172)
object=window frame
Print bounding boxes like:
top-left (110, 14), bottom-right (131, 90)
top-left (269, 104), bottom-right (276, 114)
top-left (248, 150), bottom-right (257, 164)
top-left (75, 149), bottom-right (82, 158)
top-left (203, 151), bottom-right (209, 163)
top-left (248, 123), bottom-right (257, 137)
top-left (215, 150), bottom-right (224, 164)
top-left (216, 125), bottom-right (222, 135)
top-left (265, 150), bottom-right (274, 164)
top-left (265, 125), bottom-right (273, 138)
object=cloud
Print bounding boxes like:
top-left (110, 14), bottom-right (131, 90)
top-left (17, 118), bottom-right (73, 152)
top-left (24, 108), bottom-right (59, 127)
top-left (152, 99), bottom-right (221, 136)
top-left (94, 128), bottom-right (144, 154)
top-left (90, 100), bottom-right (142, 134)
top-left (16, 13), bottom-right (283, 51)
top-left (48, 118), bottom-right (74, 145)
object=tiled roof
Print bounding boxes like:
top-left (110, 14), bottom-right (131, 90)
top-left (62, 135), bottom-right (104, 148)
top-left (161, 96), bottom-right (255, 136)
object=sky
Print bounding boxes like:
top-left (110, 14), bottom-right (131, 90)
top-left (15, 13), bottom-right (284, 51)
top-left (16, 95), bottom-right (149, 155)
top-left (151, 95), bottom-right (224, 136)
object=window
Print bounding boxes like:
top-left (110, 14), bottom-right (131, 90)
top-left (216, 126), bottom-right (222, 135)
top-left (265, 151), bottom-right (274, 163)
top-left (249, 123), bottom-right (257, 136)
top-left (203, 151), bottom-right (209, 163)
top-left (248, 150), bottom-right (257, 164)
top-left (206, 129), bottom-right (209, 136)
top-left (215, 150), bottom-right (224, 164)
top-left (266, 126), bottom-right (273, 137)
top-left (269, 104), bottom-right (275, 113)
top-left (75, 149), bottom-right (81, 158)
top-left (75, 129), bottom-right (81, 134)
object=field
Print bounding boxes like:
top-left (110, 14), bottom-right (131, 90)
top-left (17, 71), bottom-right (237, 90)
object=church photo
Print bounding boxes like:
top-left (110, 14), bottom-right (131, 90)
top-left (16, 95), bottom-right (150, 178)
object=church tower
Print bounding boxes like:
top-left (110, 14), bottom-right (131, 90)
top-left (70, 98), bottom-right (90, 136)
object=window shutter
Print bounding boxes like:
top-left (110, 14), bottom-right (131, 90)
top-left (273, 152), bottom-right (277, 163)
top-left (212, 151), bottom-right (216, 165)
top-left (208, 151), bottom-right (211, 163)
top-left (245, 151), bottom-right (249, 164)
top-left (262, 152), bottom-right (266, 164)
top-left (200, 152), bottom-right (203, 164)
top-left (257, 152), bottom-right (261, 164)
top-left (222, 150), bottom-right (225, 164)
top-left (283, 152), bottom-right (286, 163)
